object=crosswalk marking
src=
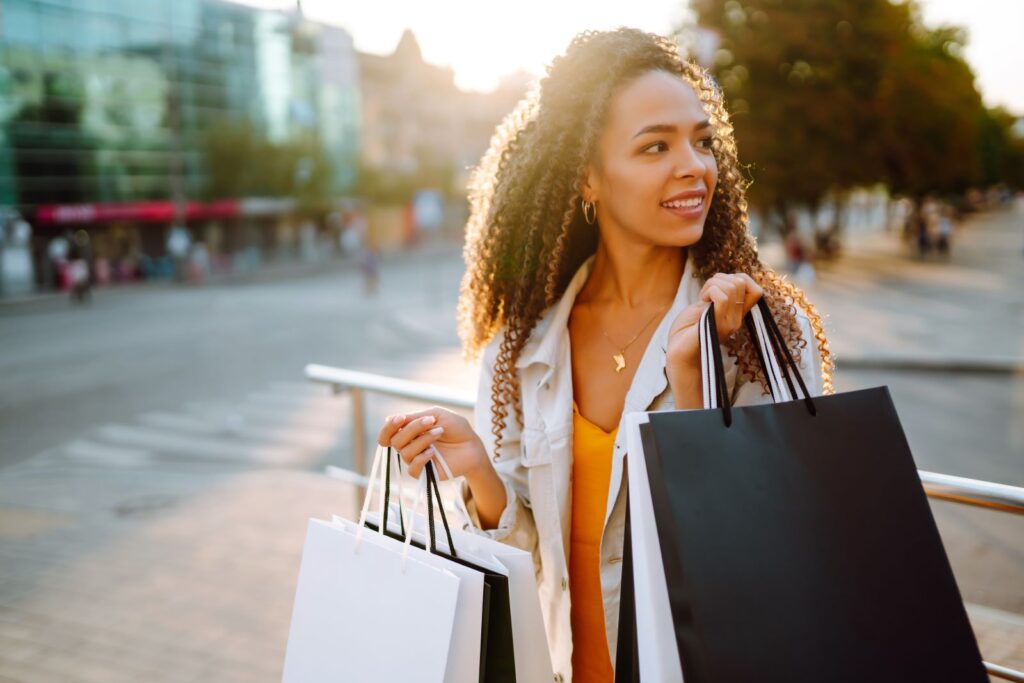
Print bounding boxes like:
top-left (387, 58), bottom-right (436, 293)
top-left (63, 439), bottom-right (155, 467)
top-left (51, 382), bottom-right (354, 469)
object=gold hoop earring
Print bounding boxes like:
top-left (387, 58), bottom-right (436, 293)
top-left (581, 199), bottom-right (597, 225)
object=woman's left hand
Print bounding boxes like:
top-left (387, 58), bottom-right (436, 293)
top-left (666, 272), bottom-right (764, 370)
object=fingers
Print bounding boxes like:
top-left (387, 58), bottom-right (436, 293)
top-left (733, 272), bottom-right (764, 310)
top-left (397, 422), bottom-right (445, 467)
top-left (701, 272), bottom-right (762, 341)
top-left (700, 272), bottom-right (764, 316)
top-left (407, 449), bottom-right (441, 480)
top-left (376, 413), bottom-right (408, 448)
top-left (376, 407), bottom-right (439, 448)
top-left (391, 413), bottom-right (438, 449)
top-left (376, 410), bottom-right (448, 480)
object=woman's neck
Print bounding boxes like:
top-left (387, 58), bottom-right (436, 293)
top-left (580, 238), bottom-right (686, 310)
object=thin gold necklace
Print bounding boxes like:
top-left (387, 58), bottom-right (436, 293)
top-left (587, 301), bottom-right (669, 373)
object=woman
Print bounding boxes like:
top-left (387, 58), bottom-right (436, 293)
top-left (377, 28), bottom-right (833, 683)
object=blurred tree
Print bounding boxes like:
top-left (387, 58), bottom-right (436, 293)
top-left (7, 70), bottom-right (98, 205)
top-left (201, 119), bottom-right (264, 198)
top-left (688, 0), bottom-right (990, 235)
top-left (202, 119), bottom-right (335, 212)
top-left (875, 4), bottom-right (982, 199)
top-left (690, 0), bottom-right (892, 234)
top-left (354, 146), bottom-right (457, 206)
top-left (976, 107), bottom-right (1024, 190)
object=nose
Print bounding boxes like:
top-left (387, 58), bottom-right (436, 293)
top-left (673, 141), bottom-right (708, 179)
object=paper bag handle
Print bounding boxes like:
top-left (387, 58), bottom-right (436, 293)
top-left (700, 299), bottom-right (817, 425)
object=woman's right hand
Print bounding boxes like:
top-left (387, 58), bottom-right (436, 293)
top-left (376, 407), bottom-right (489, 480)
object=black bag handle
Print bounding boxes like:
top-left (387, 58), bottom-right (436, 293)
top-left (379, 446), bottom-right (457, 558)
top-left (703, 300), bottom-right (817, 426)
top-left (382, 446), bottom-right (406, 538)
top-left (755, 298), bottom-right (817, 416)
top-left (425, 461), bottom-right (457, 557)
top-left (704, 307), bottom-right (733, 426)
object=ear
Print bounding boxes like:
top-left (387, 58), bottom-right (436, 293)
top-left (579, 163), bottom-right (600, 204)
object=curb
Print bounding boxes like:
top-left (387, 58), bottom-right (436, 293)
top-left (837, 356), bottom-right (1024, 375)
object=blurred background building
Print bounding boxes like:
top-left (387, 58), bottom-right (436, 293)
top-left (0, 0), bottom-right (528, 295)
top-left (354, 29), bottom-right (527, 249)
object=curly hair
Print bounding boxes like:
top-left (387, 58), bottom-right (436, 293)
top-left (458, 27), bottom-right (834, 455)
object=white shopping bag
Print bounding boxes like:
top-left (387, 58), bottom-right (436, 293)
top-left (445, 524), bottom-right (554, 683)
top-left (625, 410), bottom-right (684, 683)
top-left (329, 449), bottom-right (485, 683)
top-left (371, 447), bottom-right (555, 683)
top-left (283, 447), bottom-right (463, 682)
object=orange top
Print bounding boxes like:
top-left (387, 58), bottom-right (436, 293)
top-left (570, 401), bottom-right (617, 683)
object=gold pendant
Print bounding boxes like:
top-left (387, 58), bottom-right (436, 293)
top-left (613, 352), bottom-right (626, 373)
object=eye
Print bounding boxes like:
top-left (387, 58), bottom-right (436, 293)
top-left (697, 136), bottom-right (714, 150)
top-left (641, 141), bottom-right (668, 154)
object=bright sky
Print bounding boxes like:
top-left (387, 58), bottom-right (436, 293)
top-left (236, 0), bottom-right (1024, 114)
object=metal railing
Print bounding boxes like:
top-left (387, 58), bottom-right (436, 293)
top-left (305, 363), bottom-right (1024, 682)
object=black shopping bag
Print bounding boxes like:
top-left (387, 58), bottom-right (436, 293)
top-left (618, 300), bottom-right (986, 683)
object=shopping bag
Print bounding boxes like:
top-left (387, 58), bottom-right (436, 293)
top-left (282, 445), bottom-right (463, 682)
top-left (619, 300), bottom-right (987, 682)
top-left (367, 447), bottom-right (553, 683)
top-left (443, 523), bottom-right (554, 683)
top-left (350, 448), bottom-right (513, 683)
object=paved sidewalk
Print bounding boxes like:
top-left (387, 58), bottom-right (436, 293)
top-left (0, 469), bottom-right (352, 682)
top-left (1, 210), bottom-right (1021, 681)
top-left (1, 469), bottom-right (1021, 681)
top-left (795, 208), bottom-right (1023, 367)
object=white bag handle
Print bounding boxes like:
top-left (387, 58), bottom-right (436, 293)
top-left (355, 443), bottom-right (387, 549)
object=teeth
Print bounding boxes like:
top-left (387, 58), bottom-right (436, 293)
top-left (662, 197), bottom-right (702, 209)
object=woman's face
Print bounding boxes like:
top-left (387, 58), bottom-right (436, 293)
top-left (582, 69), bottom-right (718, 248)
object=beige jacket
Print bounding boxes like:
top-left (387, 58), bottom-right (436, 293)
top-left (456, 252), bottom-right (824, 683)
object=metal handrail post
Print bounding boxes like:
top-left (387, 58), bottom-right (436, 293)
top-left (350, 387), bottom-right (366, 507)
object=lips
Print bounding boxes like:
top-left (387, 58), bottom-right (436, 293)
top-left (661, 188), bottom-right (706, 204)
top-left (661, 196), bottom-right (704, 210)
top-left (661, 190), bottom-right (707, 217)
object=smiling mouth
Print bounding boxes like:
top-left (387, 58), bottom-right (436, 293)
top-left (660, 196), bottom-right (705, 215)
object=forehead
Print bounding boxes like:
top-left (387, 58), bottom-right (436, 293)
top-left (604, 70), bottom-right (707, 136)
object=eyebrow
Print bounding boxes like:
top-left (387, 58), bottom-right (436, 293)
top-left (632, 119), bottom-right (712, 139)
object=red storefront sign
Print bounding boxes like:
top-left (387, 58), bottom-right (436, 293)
top-left (35, 200), bottom-right (242, 225)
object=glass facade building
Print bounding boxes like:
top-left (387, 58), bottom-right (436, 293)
top-left (0, 0), bottom-right (360, 288)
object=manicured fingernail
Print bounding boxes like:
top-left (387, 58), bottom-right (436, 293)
top-left (391, 415), bottom-right (404, 424)
top-left (429, 426), bottom-right (444, 436)
top-left (422, 416), bottom-right (436, 426)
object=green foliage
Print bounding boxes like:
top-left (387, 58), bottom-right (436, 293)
top-left (689, 0), bottom-right (1014, 223)
top-left (976, 107), bottom-right (1024, 189)
top-left (201, 119), bottom-right (335, 210)
top-left (354, 146), bottom-right (458, 206)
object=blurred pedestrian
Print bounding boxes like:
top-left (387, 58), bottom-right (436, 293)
top-left (166, 225), bottom-right (192, 281)
top-left (357, 243), bottom-right (379, 295)
top-left (935, 203), bottom-right (955, 256)
top-left (46, 234), bottom-right (69, 290)
top-left (68, 230), bottom-right (92, 304)
top-left (913, 200), bottom-right (931, 256)
top-left (188, 241), bottom-right (210, 283)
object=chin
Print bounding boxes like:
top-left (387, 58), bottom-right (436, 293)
top-left (665, 221), bottom-right (705, 247)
